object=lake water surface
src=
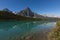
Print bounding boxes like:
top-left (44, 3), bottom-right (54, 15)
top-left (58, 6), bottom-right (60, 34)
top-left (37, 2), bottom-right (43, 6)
top-left (0, 21), bottom-right (56, 40)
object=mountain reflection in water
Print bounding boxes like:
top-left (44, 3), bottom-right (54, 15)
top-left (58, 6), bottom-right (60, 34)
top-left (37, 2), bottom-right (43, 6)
top-left (0, 21), bottom-right (56, 40)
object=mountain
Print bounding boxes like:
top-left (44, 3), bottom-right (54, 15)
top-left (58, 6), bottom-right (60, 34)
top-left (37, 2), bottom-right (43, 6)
top-left (2, 8), bottom-right (12, 13)
top-left (0, 7), bottom-right (59, 21)
top-left (17, 7), bottom-right (34, 17)
top-left (33, 12), bottom-right (46, 18)
top-left (0, 8), bottom-right (42, 20)
top-left (0, 11), bottom-right (16, 19)
top-left (17, 7), bottom-right (46, 19)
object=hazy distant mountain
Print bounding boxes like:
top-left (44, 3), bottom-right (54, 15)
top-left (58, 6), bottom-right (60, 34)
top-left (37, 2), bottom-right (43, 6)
top-left (17, 7), bottom-right (34, 17)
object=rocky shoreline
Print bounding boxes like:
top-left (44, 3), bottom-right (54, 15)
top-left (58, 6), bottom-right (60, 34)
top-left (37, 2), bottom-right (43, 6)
top-left (48, 20), bottom-right (60, 40)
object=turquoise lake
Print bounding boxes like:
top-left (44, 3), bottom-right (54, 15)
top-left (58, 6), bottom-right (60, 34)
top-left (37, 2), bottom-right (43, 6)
top-left (0, 21), bottom-right (56, 40)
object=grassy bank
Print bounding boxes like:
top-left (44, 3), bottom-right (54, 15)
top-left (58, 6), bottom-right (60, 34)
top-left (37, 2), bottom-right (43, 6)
top-left (48, 20), bottom-right (60, 40)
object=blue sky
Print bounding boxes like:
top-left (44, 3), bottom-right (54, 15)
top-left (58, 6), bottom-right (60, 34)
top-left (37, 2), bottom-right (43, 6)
top-left (0, 0), bottom-right (60, 17)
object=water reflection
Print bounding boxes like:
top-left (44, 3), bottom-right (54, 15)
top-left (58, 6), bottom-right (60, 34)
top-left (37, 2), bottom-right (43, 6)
top-left (0, 21), bottom-right (56, 40)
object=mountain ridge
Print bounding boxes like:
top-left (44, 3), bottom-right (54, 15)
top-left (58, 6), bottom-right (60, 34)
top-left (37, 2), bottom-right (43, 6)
top-left (0, 7), bottom-right (59, 21)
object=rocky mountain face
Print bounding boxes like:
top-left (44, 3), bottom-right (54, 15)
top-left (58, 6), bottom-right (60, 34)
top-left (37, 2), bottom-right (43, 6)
top-left (17, 7), bottom-right (34, 17)
top-left (17, 7), bottom-right (46, 19)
